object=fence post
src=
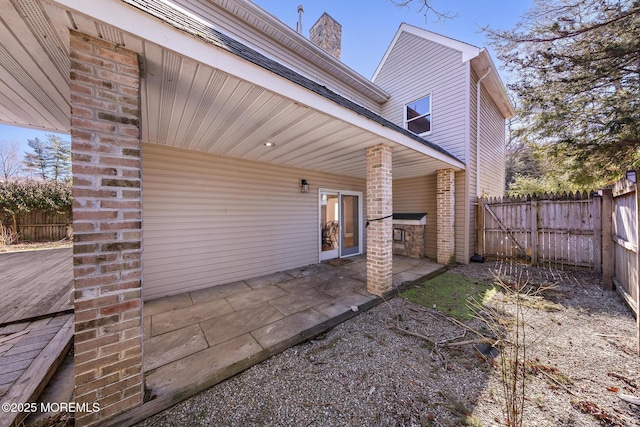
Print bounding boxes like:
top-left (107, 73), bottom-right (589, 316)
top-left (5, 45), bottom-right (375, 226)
top-left (476, 197), bottom-right (484, 257)
top-left (593, 195), bottom-right (602, 274)
top-left (530, 199), bottom-right (538, 266)
top-left (600, 188), bottom-right (615, 290)
top-left (601, 189), bottom-right (613, 290)
top-left (636, 181), bottom-right (640, 357)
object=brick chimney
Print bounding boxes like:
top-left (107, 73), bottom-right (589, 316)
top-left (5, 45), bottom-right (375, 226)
top-left (309, 12), bottom-right (341, 60)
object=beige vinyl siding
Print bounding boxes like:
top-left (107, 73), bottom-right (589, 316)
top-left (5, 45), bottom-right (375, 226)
top-left (455, 170), bottom-right (469, 263)
top-left (173, 0), bottom-right (382, 113)
top-left (393, 175), bottom-right (437, 259)
top-left (465, 71), bottom-right (479, 262)
top-left (373, 32), bottom-right (469, 161)
top-left (478, 84), bottom-right (506, 198)
top-left (142, 143), bottom-right (365, 300)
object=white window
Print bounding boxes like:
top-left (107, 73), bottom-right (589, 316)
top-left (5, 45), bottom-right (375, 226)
top-left (404, 94), bottom-right (431, 135)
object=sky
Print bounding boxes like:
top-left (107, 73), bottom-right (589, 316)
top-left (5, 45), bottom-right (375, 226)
top-left (252, 0), bottom-right (533, 78)
top-left (0, 0), bottom-right (532, 157)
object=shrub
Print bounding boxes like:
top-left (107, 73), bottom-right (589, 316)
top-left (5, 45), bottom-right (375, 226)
top-left (0, 180), bottom-right (72, 236)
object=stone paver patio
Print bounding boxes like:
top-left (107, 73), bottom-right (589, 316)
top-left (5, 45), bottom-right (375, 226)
top-left (111, 255), bottom-right (446, 425)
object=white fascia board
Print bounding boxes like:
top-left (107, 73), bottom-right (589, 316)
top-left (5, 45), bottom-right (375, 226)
top-left (372, 23), bottom-right (480, 82)
top-left (55, 0), bottom-right (464, 169)
top-left (471, 50), bottom-right (516, 119)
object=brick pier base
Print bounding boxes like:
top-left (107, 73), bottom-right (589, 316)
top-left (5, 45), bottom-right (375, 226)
top-left (366, 144), bottom-right (393, 295)
top-left (70, 30), bottom-right (144, 426)
top-left (436, 168), bottom-right (455, 264)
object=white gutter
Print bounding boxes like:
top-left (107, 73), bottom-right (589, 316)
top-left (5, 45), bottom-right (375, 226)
top-left (476, 68), bottom-right (491, 198)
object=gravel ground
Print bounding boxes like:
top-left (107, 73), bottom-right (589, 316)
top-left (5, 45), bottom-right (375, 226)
top-left (137, 262), bottom-right (639, 427)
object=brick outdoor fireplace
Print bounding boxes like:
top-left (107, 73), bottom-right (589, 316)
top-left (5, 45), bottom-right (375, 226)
top-left (392, 213), bottom-right (427, 259)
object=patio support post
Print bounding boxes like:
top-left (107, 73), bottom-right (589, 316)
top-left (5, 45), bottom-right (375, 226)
top-left (366, 144), bottom-right (393, 295)
top-left (436, 169), bottom-right (455, 264)
top-left (70, 30), bottom-right (144, 426)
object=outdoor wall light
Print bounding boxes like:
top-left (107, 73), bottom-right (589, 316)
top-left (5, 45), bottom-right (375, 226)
top-left (301, 179), bottom-right (310, 193)
top-left (264, 141), bottom-right (275, 147)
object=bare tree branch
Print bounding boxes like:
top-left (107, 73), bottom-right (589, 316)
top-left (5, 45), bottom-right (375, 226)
top-left (0, 141), bottom-right (23, 180)
top-left (390, 0), bottom-right (458, 22)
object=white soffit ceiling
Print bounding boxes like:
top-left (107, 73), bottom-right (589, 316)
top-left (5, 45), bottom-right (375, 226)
top-left (0, 0), bottom-right (458, 179)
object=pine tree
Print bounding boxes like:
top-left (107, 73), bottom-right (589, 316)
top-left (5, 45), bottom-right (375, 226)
top-left (489, 0), bottom-right (640, 185)
top-left (23, 134), bottom-right (71, 181)
top-left (23, 137), bottom-right (50, 180)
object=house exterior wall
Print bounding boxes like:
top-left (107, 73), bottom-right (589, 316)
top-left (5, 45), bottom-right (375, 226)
top-left (142, 143), bottom-right (365, 300)
top-left (464, 69), bottom-right (507, 259)
top-left (479, 84), bottom-right (506, 198)
top-left (392, 175), bottom-right (437, 259)
top-left (173, 0), bottom-right (382, 112)
top-left (372, 32), bottom-right (469, 162)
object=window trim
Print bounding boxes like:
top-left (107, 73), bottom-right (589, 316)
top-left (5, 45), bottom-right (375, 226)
top-left (404, 92), bottom-right (432, 136)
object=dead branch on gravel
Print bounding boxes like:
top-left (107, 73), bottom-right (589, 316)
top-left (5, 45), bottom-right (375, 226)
top-left (384, 316), bottom-right (450, 368)
top-left (527, 362), bottom-right (577, 396)
top-left (618, 394), bottom-right (640, 406)
top-left (572, 400), bottom-right (625, 426)
top-left (607, 372), bottom-right (637, 389)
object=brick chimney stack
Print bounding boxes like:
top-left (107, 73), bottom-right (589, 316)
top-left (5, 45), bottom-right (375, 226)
top-left (309, 12), bottom-right (342, 60)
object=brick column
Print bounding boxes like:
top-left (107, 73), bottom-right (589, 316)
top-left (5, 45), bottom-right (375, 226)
top-left (70, 30), bottom-right (143, 426)
top-left (366, 144), bottom-right (393, 295)
top-left (436, 169), bottom-right (455, 264)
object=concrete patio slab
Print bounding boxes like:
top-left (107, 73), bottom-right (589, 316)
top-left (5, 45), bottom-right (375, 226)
top-left (151, 298), bottom-right (234, 336)
top-left (145, 333), bottom-right (262, 398)
top-left (314, 291), bottom-right (374, 318)
top-left (189, 281), bottom-right (250, 305)
top-left (250, 309), bottom-right (329, 349)
top-left (144, 324), bottom-right (208, 371)
top-left (276, 274), bottom-right (329, 292)
top-left (313, 276), bottom-right (369, 297)
top-left (144, 293), bottom-right (193, 317)
top-left (225, 285), bottom-right (290, 311)
top-left (244, 272), bottom-right (295, 289)
top-left (268, 287), bottom-right (333, 316)
top-left (200, 303), bottom-right (284, 347)
top-left (393, 271), bottom-right (424, 287)
top-left (405, 263), bottom-right (444, 276)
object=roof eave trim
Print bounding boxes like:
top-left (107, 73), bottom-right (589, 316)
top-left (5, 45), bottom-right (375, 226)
top-left (202, 0), bottom-right (390, 103)
top-left (471, 49), bottom-right (516, 119)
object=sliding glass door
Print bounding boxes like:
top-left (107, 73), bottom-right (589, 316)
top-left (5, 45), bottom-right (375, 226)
top-left (319, 190), bottom-right (362, 261)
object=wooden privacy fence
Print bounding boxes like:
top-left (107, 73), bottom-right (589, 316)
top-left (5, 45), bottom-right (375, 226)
top-left (478, 191), bottom-right (601, 271)
top-left (1, 209), bottom-right (72, 242)
top-left (477, 179), bottom-right (640, 355)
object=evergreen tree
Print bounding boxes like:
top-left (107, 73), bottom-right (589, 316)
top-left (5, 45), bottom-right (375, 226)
top-left (48, 135), bottom-right (71, 182)
top-left (23, 134), bottom-right (71, 181)
top-left (23, 137), bottom-right (50, 180)
top-left (489, 0), bottom-right (640, 186)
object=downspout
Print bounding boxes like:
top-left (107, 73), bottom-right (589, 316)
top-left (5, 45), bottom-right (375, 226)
top-left (476, 68), bottom-right (491, 197)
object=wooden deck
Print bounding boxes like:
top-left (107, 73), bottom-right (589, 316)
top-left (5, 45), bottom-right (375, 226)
top-left (0, 313), bottom-right (73, 427)
top-left (0, 248), bottom-right (73, 325)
